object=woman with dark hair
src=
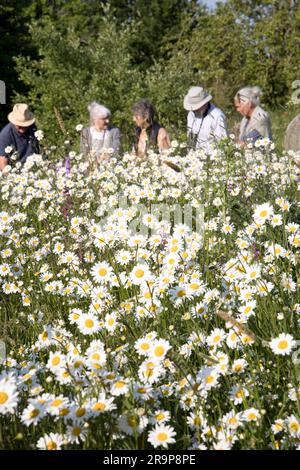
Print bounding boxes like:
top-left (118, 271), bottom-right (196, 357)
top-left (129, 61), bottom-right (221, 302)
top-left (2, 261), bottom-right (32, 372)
top-left (132, 99), bottom-right (171, 157)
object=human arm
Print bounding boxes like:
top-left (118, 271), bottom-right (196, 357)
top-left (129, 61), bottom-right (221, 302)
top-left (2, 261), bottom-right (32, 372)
top-left (157, 127), bottom-right (171, 150)
top-left (0, 156), bottom-right (8, 171)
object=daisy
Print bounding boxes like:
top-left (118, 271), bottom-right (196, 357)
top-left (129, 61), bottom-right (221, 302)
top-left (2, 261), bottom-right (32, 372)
top-left (286, 415), bottom-right (300, 437)
top-left (242, 408), bottom-right (261, 422)
top-left (253, 202), bottom-right (273, 224)
top-left (89, 394), bottom-right (116, 413)
top-left (269, 333), bottom-right (296, 356)
top-left (232, 359), bottom-right (248, 374)
top-left (206, 328), bottom-right (226, 348)
top-left (163, 253), bottom-right (180, 269)
top-left (148, 424), bottom-right (176, 449)
top-left (134, 337), bottom-right (154, 357)
top-left (285, 223), bottom-right (299, 234)
top-left (111, 378), bottom-right (129, 396)
top-left (186, 280), bottom-right (206, 296)
top-left (138, 360), bottom-right (164, 385)
top-left (66, 423), bottom-right (88, 444)
top-left (150, 410), bottom-right (171, 425)
top-left (222, 411), bottom-right (242, 430)
top-left (116, 250), bottom-right (132, 265)
top-left (104, 312), bottom-right (118, 332)
top-left (36, 432), bottom-right (65, 450)
top-left (149, 339), bottom-right (171, 361)
top-left (118, 413), bottom-right (148, 436)
top-left (0, 375), bottom-right (18, 414)
top-left (187, 411), bottom-right (207, 430)
top-left (91, 261), bottom-right (113, 284)
top-left (271, 419), bottom-right (284, 434)
top-left (130, 264), bottom-right (152, 285)
top-left (229, 385), bottom-right (249, 405)
top-left (238, 301), bottom-right (256, 320)
top-left (53, 242), bottom-right (64, 255)
top-left (197, 367), bottom-right (220, 391)
top-left (77, 313), bottom-right (101, 335)
top-left (270, 214), bottom-right (283, 227)
top-left (68, 308), bottom-right (83, 324)
top-left (46, 395), bottom-right (70, 417)
top-left (288, 233), bottom-right (300, 248)
top-left (222, 223), bottom-right (234, 234)
top-left (245, 263), bottom-right (261, 282)
top-left (21, 402), bottom-right (45, 426)
top-left (86, 348), bottom-right (107, 370)
top-left (47, 351), bottom-right (66, 373)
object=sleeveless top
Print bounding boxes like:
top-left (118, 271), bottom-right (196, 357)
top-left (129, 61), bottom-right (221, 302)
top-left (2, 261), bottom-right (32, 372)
top-left (134, 122), bottom-right (163, 154)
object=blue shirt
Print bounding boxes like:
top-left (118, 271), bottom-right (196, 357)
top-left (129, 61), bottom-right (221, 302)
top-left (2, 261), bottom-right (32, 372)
top-left (0, 123), bottom-right (39, 164)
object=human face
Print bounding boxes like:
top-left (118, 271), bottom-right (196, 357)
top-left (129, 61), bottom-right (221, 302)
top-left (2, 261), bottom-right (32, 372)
top-left (234, 96), bottom-right (253, 117)
top-left (133, 114), bottom-right (147, 129)
top-left (93, 114), bottom-right (110, 131)
top-left (194, 103), bottom-right (209, 117)
top-left (14, 124), bottom-right (29, 135)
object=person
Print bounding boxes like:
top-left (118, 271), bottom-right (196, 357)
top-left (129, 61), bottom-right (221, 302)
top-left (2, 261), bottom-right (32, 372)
top-left (132, 99), bottom-right (171, 157)
top-left (184, 86), bottom-right (227, 153)
top-left (234, 86), bottom-right (272, 146)
top-left (80, 102), bottom-right (121, 165)
top-left (0, 103), bottom-right (39, 172)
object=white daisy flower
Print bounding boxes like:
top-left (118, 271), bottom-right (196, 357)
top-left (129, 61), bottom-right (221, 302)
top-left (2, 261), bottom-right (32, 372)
top-left (269, 333), bottom-right (296, 355)
top-left (148, 424), bottom-right (176, 449)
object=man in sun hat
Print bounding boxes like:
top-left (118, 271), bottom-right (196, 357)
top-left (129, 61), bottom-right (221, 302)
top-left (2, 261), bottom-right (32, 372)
top-left (0, 103), bottom-right (39, 171)
top-left (184, 86), bottom-right (227, 153)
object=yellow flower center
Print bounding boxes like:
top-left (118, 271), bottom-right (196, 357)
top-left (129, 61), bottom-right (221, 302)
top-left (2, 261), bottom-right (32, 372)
top-left (72, 427), bottom-right (81, 436)
top-left (52, 399), bottom-right (63, 407)
top-left (157, 432), bottom-right (168, 442)
top-left (85, 319), bottom-right (94, 328)
top-left (92, 353), bottom-right (100, 361)
top-left (47, 441), bottom-right (57, 450)
top-left (154, 346), bottom-right (165, 357)
top-left (177, 290), bottom-right (186, 297)
top-left (206, 375), bottom-right (214, 384)
top-left (93, 402), bottom-right (106, 411)
top-left (115, 380), bottom-right (125, 389)
top-left (76, 407), bottom-right (86, 417)
top-left (156, 413), bottom-right (165, 422)
top-left (127, 416), bottom-right (138, 427)
top-left (98, 268), bottom-right (107, 277)
top-left (52, 356), bottom-right (60, 366)
top-left (278, 340), bottom-right (288, 350)
top-left (29, 409), bottom-right (40, 418)
top-left (0, 392), bottom-right (9, 404)
top-left (135, 269), bottom-right (145, 278)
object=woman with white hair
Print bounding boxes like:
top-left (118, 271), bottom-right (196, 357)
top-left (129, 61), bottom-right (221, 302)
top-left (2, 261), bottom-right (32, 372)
top-left (234, 86), bottom-right (272, 146)
top-left (80, 101), bottom-right (121, 164)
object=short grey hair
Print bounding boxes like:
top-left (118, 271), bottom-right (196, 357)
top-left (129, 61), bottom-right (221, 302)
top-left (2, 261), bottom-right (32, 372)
top-left (235, 86), bottom-right (263, 107)
top-left (88, 101), bottom-right (111, 122)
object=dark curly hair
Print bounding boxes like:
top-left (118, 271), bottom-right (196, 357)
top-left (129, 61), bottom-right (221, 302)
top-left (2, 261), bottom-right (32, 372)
top-left (131, 99), bottom-right (157, 127)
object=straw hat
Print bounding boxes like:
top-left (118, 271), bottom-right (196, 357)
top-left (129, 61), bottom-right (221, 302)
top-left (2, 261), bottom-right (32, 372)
top-left (8, 103), bottom-right (35, 127)
top-left (183, 86), bottom-right (212, 111)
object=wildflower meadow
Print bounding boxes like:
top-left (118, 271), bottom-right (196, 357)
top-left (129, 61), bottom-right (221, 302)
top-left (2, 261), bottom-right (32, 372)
top-left (0, 135), bottom-right (300, 450)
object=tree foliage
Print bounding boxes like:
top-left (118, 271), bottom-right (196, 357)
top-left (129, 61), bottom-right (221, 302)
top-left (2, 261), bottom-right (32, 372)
top-left (1, 0), bottom-right (300, 146)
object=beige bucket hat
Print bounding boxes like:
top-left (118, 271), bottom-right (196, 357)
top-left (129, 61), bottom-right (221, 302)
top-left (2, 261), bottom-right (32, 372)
top-left (8, 103), bottom-right (35, 127)
top-left (183, 86), bottom-right (212, 111)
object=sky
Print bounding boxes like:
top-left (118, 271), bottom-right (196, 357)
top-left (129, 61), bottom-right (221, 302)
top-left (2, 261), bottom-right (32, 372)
top-left (203, 0), bottom-right (226, 9)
